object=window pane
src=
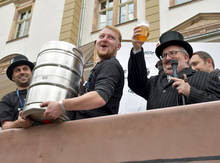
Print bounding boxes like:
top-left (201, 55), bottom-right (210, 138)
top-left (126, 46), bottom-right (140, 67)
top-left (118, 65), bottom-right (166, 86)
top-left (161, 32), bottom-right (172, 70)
top-left (128, 3), bottom-right (134, 20)
top-left (107, 10), bottom-right (112, 25)
top-left (109, 0), bottom-right (113, 7)
top-left (99, 11), bottom-right (106, 29)
top-left (120, 0), bottom-right (127, 3)
top-left (119, 5), bottom-right (126, 23)
top-left (23, 20), bottom-right (29, 35)
top-left (101, 1), bottom-right (106, 10)
top-left (20, 12), bottom-right (26, 21)
top-left (16, 23), bottom-right (24, 38)
top-left (175, 0), bottom-right (192, 5)
top-left (27, 10), bottom-right (31, 18)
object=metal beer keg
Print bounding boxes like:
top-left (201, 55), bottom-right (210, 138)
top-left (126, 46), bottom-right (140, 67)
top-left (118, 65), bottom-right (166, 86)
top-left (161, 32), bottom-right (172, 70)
top-left (23, 41), bottom-right (84, 122)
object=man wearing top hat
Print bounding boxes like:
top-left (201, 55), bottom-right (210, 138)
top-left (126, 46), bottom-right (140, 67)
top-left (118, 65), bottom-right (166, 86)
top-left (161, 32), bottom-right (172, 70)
top-left (128, 30), bottom-right (220, 110)
top-left (0, 54), bottom-right (34, 129)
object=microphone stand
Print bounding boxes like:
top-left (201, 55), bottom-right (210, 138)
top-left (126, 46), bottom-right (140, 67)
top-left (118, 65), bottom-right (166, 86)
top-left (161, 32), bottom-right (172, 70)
top-left (171, 59), bottom-right (185, 105)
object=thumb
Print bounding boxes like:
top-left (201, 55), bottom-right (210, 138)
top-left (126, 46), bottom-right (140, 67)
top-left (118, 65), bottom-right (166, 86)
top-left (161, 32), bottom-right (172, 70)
top-left (19, 111), bottom-right (24, 118)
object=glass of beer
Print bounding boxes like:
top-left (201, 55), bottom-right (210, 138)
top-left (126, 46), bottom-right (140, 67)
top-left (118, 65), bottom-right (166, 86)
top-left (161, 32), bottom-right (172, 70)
top-left (135, 21), bottom-right (150, 42)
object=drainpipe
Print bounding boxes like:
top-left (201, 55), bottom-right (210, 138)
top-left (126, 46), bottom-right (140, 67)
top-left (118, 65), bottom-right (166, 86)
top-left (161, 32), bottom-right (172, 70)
top-left (77, 0), bottom-right (86, 47)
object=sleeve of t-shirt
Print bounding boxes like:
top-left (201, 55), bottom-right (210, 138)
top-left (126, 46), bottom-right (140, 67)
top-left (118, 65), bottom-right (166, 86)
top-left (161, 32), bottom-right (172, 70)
top-left (94, 60), bottom-right (122, 103)
top-left (0, 94), bottom-right (15, 126)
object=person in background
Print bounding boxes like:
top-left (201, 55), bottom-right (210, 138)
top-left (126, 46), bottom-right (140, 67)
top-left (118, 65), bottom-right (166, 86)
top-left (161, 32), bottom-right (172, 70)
top-left (155, 60), bottom-right (163, 75)
top-left (128, 30), bottom-right (220, 110)
top-left (190, 51), bottom-right (220, 78)
top-left (0, 54), bottom-right (34, 129)
top-left (41, 25), bottom-right (124, 120)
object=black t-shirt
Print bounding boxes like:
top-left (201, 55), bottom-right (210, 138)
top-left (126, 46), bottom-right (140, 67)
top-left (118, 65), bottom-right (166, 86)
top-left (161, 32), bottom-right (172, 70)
top-left (0, 89), bottom-right (27, 126)
top-left (75, 56), bottom-right (124, 120)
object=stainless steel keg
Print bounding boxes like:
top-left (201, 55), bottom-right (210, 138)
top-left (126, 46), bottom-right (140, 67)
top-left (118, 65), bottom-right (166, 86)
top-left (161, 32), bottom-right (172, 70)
top-left (23, 41), bottom-right (84, 122)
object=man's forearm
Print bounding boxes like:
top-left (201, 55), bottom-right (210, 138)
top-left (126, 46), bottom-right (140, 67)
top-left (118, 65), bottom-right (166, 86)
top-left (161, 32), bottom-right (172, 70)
top-left (63, 91), bottom-right (106, 111)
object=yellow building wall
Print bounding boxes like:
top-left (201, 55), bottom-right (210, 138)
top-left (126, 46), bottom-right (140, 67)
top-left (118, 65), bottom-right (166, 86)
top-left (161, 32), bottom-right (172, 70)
top-left (59, 0), bottom-right (82, 46)
top-left (146, 0), bottom-right (160, 42)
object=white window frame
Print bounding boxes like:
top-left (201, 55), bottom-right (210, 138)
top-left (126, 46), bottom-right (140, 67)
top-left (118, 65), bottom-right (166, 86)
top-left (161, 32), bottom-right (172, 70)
top-left (7, 0), bottom-right (34, 42)
top-left (98, 0), bottom-right (114, 29)
top-left (93, 0), bottom-right (136, 31)
top-left (118, 0), bottom-right (134, 24)
top-left (15, 8), bottom-right (32, 39)
top-left (170, 0), bottom-right (193, 7)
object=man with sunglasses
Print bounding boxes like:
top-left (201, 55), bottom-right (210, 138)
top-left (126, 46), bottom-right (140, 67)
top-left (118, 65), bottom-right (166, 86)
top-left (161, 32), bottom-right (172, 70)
top-left (128, 30), bottom-right (220, 110)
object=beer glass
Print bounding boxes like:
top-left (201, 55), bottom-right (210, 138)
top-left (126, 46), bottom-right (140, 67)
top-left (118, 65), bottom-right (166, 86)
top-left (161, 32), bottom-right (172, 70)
top-left (135, 21), bottom-right (150, 42)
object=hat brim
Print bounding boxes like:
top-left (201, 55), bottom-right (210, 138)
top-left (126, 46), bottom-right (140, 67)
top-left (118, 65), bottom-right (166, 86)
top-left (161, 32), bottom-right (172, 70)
top-left (155, 40), bottom-right (193, 59)
top-left (6, 60), bottom-right (34, 80)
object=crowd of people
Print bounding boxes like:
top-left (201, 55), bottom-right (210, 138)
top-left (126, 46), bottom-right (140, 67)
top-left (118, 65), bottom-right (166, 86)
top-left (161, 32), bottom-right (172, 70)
top-left (0, 25), bottom-right (220, 130)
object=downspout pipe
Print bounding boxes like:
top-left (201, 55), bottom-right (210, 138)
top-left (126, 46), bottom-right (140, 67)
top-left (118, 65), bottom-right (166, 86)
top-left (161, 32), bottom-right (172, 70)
top-left (77, 0), bottom-right (86, 47)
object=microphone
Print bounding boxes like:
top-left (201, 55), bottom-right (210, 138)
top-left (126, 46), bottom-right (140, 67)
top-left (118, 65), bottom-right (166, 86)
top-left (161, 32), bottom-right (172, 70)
top-left (171, 59), bottom-right (185, 105)
top-left (171, 59), bottom-right (178, 78)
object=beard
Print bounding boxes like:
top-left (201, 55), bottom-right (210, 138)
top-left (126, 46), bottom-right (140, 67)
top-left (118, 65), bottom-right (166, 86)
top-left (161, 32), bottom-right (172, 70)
top-left (16, 81), bottom-right (30, 88)
top-left (13, 75), bottom-right (32, 89)
top-left (96, 48), bottom-right (117, 60)
top-left (98, 53), bottom-right (113, 60)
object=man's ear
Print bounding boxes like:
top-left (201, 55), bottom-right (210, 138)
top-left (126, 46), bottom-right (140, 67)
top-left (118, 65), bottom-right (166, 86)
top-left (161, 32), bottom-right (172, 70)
top-left (117, 43), bottom-right (121, 50)
top-left (184, 53), bottom-right (190, 63)
top-left (207, 58), bottom-right (212, 64)
top-left (207, 58), bottom-right (214, 68)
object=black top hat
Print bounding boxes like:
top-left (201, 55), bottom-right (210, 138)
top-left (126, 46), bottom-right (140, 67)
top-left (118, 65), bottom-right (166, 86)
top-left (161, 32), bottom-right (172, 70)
top-left (6, 54), bottom-right (34, 80)
top-left (155, 31), bottom-right (193, 59)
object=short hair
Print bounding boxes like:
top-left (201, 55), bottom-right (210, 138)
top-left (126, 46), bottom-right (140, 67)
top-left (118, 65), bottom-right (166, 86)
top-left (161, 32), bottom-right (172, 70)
top-left (103, 25), bottom-right (122, 42)
top-left (193, 51), bottom-right (215, 68)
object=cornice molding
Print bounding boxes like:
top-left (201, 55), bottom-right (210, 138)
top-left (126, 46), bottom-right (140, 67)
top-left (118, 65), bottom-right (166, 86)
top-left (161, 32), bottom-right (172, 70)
top-left (12, 0), bottom-right (34, 7)
top-left (171, 13), bottom-right (220, 39)
top-left (0, 0), bottom-right (12, 7)
top-left (0, 0), bottom-right (34, 7)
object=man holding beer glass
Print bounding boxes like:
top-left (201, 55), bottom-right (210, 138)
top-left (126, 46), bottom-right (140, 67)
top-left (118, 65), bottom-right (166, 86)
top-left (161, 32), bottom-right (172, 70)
top-left (128, 26), bottom-right (220, 110)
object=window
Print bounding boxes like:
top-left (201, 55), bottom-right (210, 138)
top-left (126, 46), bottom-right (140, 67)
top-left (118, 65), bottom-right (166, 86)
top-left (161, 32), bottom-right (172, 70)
top-left (93, 0), bottom-right (136, 31)
top-left (8, 0), bottom-right (34, 41)
top-left (119, 0), bottom-right (134, 24)
top-left (170, 0), bottom-right (193, 7)
top-left (98, 0), bottom-right (114, 29)
top-left (175, 0), bottom-right (192, 5)
top-left (15, 8), bottom-right (32, 39)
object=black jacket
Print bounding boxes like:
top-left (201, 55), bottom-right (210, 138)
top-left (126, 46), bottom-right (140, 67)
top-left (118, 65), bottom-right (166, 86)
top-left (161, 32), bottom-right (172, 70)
top-left (0, 89), bottom-right (27, 125)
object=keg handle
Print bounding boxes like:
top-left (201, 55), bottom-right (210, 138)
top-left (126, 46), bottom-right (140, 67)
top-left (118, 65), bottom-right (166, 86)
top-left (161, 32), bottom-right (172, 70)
top-left (72, 48), bottom-right (82, 55)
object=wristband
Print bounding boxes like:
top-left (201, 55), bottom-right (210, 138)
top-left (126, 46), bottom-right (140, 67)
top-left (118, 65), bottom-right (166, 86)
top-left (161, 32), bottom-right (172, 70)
top-left (58, 100), bottom-right (65, 113)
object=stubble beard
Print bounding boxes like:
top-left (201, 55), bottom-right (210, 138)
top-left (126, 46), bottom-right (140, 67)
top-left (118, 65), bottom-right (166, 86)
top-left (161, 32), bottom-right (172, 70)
top-left (97, 49), bottom-right (117, 60)
top-left (15, 75), bottom-right (31, 89)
